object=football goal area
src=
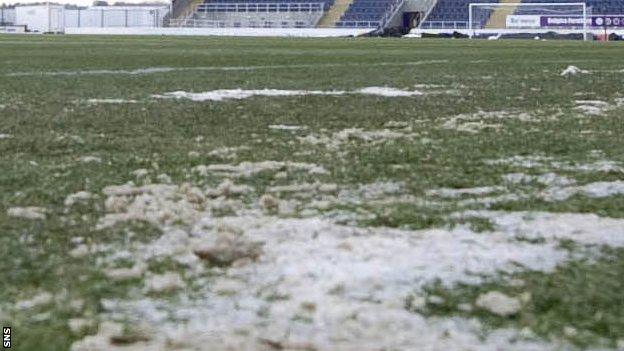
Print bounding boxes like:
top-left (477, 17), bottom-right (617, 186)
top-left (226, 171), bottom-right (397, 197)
top-left (468, 2), bottom-right (589, 40)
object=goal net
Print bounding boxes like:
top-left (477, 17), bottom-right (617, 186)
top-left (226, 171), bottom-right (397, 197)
top-left (469, 2), bottom-right (589, 40)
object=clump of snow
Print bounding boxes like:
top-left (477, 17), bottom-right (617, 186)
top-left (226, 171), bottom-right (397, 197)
top-left (7, 206), bottom-right (47, 220)
top-left (268, 124), bottom-right (307, 131)
top-left (98, 183), bottom-right (207, 229)
top-left (79, 155), bottom-right (102, 164)
top-left (131, 169), bottom-right (149, 179)
top-left (207, 146), bottom-right (249, 160)
top-left (356, 87), bottom-right (423, 97)
top-left (561, 65), bottom-right (589, 76)
top-left (574, 100), bottom-right (611, 116)
top-left (105, 263), bottom-right (146, 282)
top-left (475, 291), bottom-right (521, 316)
top-left (84, 99), bottom-right (138, 104)
top-left (0, 133), bottom-right (12, 139)
top-left (64, 191), bottom-right (92, 207)
top-left (15, 292), bottom-right (53, 310)
top-left (145, 272), bottom-right (185, 293)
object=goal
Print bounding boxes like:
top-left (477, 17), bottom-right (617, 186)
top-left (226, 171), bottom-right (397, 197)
top-left (468, 2), bottom-right (589, 40)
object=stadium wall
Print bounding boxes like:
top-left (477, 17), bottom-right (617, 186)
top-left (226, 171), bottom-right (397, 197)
top-left (64, 26), bottom-right (371, 36)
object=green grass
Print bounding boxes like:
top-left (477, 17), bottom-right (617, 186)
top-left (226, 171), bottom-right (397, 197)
top-left (1, 35), bottom-right (624, 350)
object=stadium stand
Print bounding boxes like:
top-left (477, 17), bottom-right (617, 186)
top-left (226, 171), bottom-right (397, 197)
top-left (336, 0), bottom-right (404, 27)
top-left (421, 0), bottom-right (624, 29)
top-left (168, 0), bottom-right (404, 28)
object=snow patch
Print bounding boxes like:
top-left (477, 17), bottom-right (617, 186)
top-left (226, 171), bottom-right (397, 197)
top-left (84, 98), bottom-right (138, 104)
top-left (268, 124), bottom-right (307, 131)
top-left (154, 87), bottom-right (426, 102)
top-left (356, 86), bottom-right (423, 97)
top-left (561, 65), bottom-right (589, 76)
top-left (154, 89), bottom-right (345, 102)
top-left (441, 110), bottom-right (537, 134)
top-left (81, 209), bottom-right (624, 350)
top-left (7, 206), bottom-right (47, 220)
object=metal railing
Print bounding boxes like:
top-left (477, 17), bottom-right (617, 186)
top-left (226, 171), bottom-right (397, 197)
top-left (196, 2), bottom-right (324, 13)
top-left (168, 17), bottom-right (314, 28)
top-left (335, 20), bottom-right (381, 28)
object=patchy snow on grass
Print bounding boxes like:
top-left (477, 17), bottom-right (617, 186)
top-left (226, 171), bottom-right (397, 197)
top-left (502, 173), bottom-right (576, 187)
top-left (207, 146), bottom-right (249, 160)
top-left (79, 204), bottom-right (624, 350)
top-left (486, 155), bottom-right (623, 173)
top-left (427, 186), bottom-right (505, 198)
top-left (154, 87), bottom-right (429, 103)
top-left (462, 211), bottom-right (624, 247)
top-left (541, 181), bottom-right (624, 201)
top-left (574, 100), bottom-right (611, 116)
top-left (193, 161), bottom-right (327, 177)
top-left (441, 110), bottom-right (537, 134)
top-left (154, 89), bottom-right (346, 102)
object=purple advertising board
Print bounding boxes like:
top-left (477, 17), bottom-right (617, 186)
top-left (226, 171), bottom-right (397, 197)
top-left (540, 15), bottom-right (624, 28)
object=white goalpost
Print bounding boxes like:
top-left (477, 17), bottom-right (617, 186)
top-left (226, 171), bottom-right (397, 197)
top-left (468, 2), bottom-right (589, 40)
